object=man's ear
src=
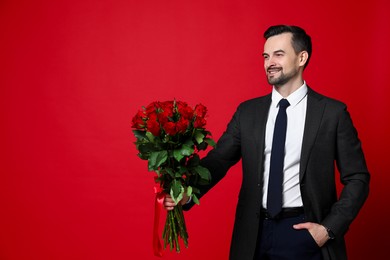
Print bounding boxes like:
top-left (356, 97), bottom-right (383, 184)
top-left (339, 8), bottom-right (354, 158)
top-left (299, 51), bottom-right (309, 67)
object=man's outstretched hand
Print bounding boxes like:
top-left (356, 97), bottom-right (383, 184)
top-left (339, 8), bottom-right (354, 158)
top-left (163, 194), bottom-right (190, 210)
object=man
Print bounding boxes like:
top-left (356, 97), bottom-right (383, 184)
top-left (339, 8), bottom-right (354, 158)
top-left (164, 25), bottom-right (370, 260)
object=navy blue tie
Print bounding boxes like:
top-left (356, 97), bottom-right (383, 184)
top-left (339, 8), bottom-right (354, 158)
top-left (267, 99), bottom-right (290, 218)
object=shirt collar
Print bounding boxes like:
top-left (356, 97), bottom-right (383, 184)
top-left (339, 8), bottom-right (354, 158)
top-left (271, 81), bottom-right (308, 108)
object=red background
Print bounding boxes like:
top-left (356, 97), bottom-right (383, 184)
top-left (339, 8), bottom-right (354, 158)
top-left (1, 0), bottom-right (389, 259)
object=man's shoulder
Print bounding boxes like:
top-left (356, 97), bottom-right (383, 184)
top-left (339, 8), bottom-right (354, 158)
top-left (308, 87), bottom-right (347, 109)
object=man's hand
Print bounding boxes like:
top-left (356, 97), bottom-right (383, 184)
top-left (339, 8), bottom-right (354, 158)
top-left (163, 193), bottom-right (190, 211)
top-left (293, 222), bottom-right (329, 247)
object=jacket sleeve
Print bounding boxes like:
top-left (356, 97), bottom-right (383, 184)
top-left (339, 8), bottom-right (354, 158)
top-left (183, 106), bottom-right (242, 210)
top-left (321, 106), bottom-right (370, 237)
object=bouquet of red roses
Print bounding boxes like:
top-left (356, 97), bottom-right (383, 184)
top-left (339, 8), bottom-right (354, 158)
top-left (131, 100), bottom-right (215, 256)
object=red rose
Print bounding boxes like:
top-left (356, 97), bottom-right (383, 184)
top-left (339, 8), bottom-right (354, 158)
top-left (193, 117), bottom-right (206, 128)
top-left (156, 111), bottom-right (168, 125)
top-left (194, 104), bottom-right (207, 128)
top-left (194, 103), bottom-right (207, 118)
top-left (163, 121), bottom-right (178, 136)
top-left (131, 110), bottom-right (147, 129)
top-left (160, 101), bottom-right (174, 112)
top-left (145, 101), bottom-right (158, 116)
top-left (146, 113), bottom-right (161, 136)
top-left (176, 117), bottom-right (189, 133)
top-left (157, 102), bottom-right (174, 125)
top-left (177, 101), bottom-right (194, 120)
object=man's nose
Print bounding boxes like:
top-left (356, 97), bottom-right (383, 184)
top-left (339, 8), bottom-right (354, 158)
top-left (265, 57), bottom-right (276, 68)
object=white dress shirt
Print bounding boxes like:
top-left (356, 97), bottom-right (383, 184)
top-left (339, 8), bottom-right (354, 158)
top-left (262, 83), bottom-right (308, 209)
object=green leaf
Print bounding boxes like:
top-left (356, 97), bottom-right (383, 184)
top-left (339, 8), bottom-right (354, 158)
top-left (187, 186), bottom-right (193, 197)
top-left (196, 141), bottom-right (208, 151)
top-left (170, 179), bottom-right (184, 204)
top-left (173, 144), bottom-right (194, 162)
top-left (194, 165), bottom-right (211, 182)
top-left (137, 153), bottom-right (149, 160)
top-left (137, 143), bottom-right (157, 154)
top-left (194, 131), bottom-right (205, 144)
top-left (133, 130), bottom-right (147, 140)
top-left (182, 144), bottom-right (194, 156)
top-left (176, 165), bottom-right (188, 175)
top-left (192, 187), bottom-right (200, 194)
top-left (145, 131), bottom-right (155, 142)
top-left (187, 154), bottom-right (200, 168)
top-left (164, 168), bottom-right (174, 178)
top-left (148, 150), bottom-right (168, 171)
top-left (205, 137), bottom-right (216, 147)
top-left (184, 139), bottom-right (194, 147)
top-left (173, 149), bottom-right (184, 162)
top-left (192, 194), bottom-right (200, 205)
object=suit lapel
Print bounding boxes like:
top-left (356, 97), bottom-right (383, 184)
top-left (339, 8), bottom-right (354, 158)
top-left (299, 88), bottom-right (326, 181)
top-left (254, 95), bottom-right (271, 146)
top-left (254, 95), bottom-right (271, 181)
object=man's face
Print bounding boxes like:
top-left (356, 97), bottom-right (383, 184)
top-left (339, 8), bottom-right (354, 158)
top-left (262, 33), bottom-right (302, 87)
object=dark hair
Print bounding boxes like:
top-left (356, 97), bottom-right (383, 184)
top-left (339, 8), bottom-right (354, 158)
top-left (264, 25), bottom-right (312, 68)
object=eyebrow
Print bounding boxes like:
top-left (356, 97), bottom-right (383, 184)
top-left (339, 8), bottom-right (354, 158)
top-left (262, 49), bottom-right (286, 57)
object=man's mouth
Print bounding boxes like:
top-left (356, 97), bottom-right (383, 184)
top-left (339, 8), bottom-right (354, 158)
top-left (267, 67), bottom-right (282, 76)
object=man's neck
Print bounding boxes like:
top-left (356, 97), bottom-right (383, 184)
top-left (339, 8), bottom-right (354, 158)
top-left (274, 78), bottom-right (304, 98)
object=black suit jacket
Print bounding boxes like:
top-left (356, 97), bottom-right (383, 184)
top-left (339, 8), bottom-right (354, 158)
top-left (184, 87), bottom-right (370, 260)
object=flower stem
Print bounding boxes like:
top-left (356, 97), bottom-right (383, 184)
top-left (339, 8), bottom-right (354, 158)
top-left (162, 204), bottom-right (188, 253)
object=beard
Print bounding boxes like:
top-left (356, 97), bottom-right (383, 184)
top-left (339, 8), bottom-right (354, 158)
top-left (267, 68), bottom-right (299, 87)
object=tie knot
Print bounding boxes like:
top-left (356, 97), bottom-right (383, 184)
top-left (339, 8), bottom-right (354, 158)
top-left (278, 99), bottom-right (290, 109)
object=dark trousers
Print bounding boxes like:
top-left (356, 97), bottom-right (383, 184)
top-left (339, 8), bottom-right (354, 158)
top-left (255, 214), bottom-right (323, 260)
